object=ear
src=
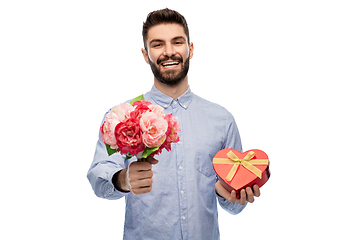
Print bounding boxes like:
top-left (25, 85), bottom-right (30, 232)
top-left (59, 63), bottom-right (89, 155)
top-left (141, 48), bottom-right (150, 64)
top-left (189, 42), bottom-right (194, 59)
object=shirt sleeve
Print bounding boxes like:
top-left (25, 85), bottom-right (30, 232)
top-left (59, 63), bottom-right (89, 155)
top-left (87, 113), bottom-right (130, 200)
top-left (216, 192), bottom-right (247, 215)
top-left (216, 110), bottom-right (247, 214)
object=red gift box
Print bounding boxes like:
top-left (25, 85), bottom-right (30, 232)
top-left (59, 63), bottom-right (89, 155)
top-left (213, 149), bottom-right (270, 198)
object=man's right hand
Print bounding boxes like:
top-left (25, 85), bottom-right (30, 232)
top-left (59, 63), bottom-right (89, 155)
top-left (113, 156), bottom-right (159, 195)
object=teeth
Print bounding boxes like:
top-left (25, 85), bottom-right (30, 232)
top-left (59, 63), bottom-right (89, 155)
top-left (162, 62), bottom-right (179, 66)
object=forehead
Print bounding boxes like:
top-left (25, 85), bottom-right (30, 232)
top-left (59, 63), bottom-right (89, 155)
top-left (147, 23), bottom-right (187, 42)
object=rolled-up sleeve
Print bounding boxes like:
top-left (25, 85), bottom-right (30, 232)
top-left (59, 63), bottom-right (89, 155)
top-left (216, 193), bottom-right (247, 214)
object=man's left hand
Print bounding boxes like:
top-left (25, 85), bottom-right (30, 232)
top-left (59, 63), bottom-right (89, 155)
top-left (215, 181), bottom-right (261, 206)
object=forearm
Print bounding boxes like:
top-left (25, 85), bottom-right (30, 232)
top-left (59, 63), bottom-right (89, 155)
top-left (112, 169), bottom-right (130, 192)
top-left (87, 161), bottom-right (129, 200)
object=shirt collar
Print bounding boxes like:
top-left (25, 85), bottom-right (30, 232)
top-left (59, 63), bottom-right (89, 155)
top-left (150, 85), bottom-right (193, 110)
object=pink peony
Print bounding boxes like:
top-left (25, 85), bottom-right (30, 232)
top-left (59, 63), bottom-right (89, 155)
top-left (140, 111), bottom-right (168, 148)
top-left (100, 98), bottom-right (181, 158)
top-left (100, 103), bottom-right (135, 149)
top-left (114, 117), bottom-right (145, 155)
top-left (101, 111), bottom-right (121, 149)
top-left (132, 100), bottom-right (152, 108)
top-left (148, 104), bottom-right (164, 117)
top-left (131, 100), bottom-right (152, 119)
top-left (113, 103), bottom-right (134, 121)
top-left (163, 114), bottom-right (181, 150)
top-left (147, 113), bottom-right (181, 156)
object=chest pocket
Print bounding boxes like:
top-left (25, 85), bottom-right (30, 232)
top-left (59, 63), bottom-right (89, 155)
top-left (196, 139), bottom-right (222, 177)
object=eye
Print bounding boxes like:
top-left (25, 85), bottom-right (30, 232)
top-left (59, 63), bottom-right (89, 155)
top-left (151, 43), bottom-right (163, 48)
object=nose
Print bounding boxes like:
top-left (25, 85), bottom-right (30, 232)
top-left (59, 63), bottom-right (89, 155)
top-left (164, 43), bottom-right (175, 57)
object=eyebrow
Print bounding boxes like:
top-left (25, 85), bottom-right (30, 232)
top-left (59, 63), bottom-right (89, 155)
top-left (149, 36), bottom-right (186, 45)
top-left (173, 36), bottom-right (186, 42)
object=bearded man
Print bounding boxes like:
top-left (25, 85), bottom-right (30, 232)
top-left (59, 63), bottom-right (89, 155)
top-left (87, 8), bottom-right (260, 240)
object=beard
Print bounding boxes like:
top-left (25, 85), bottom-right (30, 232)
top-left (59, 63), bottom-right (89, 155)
top-left (148, 54), bottom-right (190, 86)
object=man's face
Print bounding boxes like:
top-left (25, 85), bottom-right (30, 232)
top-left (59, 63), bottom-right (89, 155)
top-left (142, 24), bottom-right (194, 85)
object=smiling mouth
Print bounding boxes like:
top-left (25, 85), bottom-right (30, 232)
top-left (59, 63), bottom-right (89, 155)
top-left (161, 61), bottom-right (180, 68)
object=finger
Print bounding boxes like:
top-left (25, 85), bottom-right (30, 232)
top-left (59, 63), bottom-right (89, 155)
top-left (229, 190), bottom-right (237, 203)
top-left (132, 185), bottom-right (152, 195)
top-left (237, 189), bottom-right (247, 206)
top-left (130, 178), bottom-right (153, 189)
top-left (128, 162), bottom-right (152, 181)
top-left (246, 187), bottom-right (255, 203)
top-left (129, 169), bottom-right (153, 182)
top-left (131, 177), bottom-right (153, 195)
top-left (129, 161), bottom-right (152, 172)
top-left (146, 156), bottom-right (159, 165)
top-left (252, 184), bottom-right (261, 197)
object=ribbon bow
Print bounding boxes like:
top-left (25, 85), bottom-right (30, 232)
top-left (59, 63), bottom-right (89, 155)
top-left (213, 150), bottom-right (269, 182)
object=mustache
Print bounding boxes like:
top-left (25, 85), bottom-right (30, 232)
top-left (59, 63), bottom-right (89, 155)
top-left (157, 55), bottom-right (183, 65)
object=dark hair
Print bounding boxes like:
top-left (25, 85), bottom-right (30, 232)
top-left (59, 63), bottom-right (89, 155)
top-left (142, 8), bottom-right (190, 49)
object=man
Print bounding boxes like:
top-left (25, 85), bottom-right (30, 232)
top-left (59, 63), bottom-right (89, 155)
top-left (87, 8), bottom-right (260, 240)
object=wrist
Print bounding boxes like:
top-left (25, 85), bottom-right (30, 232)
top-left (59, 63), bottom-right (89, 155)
top-left (112, 169), bottom-right (130, 192)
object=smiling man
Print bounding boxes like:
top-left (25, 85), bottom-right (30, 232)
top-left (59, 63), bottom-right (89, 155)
top-left (87, 8), bottom-right (260, 240)
top-left (141, 20), bottom-right (193, 99)
top-left (145, 27), bottom-right (191, 86)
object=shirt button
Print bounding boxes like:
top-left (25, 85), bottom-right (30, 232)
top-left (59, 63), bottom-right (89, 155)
top-left (179, 166), bottom-right (183, 170)
top-left (182, 216), bottom-right (186, 220)
top-left (181, 190), bottom-right (184, 195)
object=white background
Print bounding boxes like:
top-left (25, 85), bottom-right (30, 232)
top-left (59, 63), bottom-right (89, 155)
top-left (1, 1), bottom-right (359, 239)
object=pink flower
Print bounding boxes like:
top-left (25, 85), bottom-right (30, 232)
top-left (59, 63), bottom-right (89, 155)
top-left (131, 100), bottom-right (152, 119)
top-left (147, 113), bottom-right (180, 156)
top-left (100, 103), bottom-right (135, 149)
top-left (163, 114), bottom-right (181, 151)
top-left (113, 103), bottom-right (134, 121)
top-left (140, 111), bottom-right (168, 148)
top-left (132, 100), bottom-right (152, 108)
top-left (148, 104), bottom-right (164, 117)
top-left (101, 111), bottom-right (121, 149)
top-left (114, 117), bottom-right (145, 155)
top-left (100, 98), bottom-right (181, 158)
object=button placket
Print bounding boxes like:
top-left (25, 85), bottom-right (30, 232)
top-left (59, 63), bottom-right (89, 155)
top-left (172, 101), bottom-right (188, 238)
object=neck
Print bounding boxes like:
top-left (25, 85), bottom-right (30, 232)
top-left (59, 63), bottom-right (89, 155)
top-left (154, 76), bottom-right (189, 99)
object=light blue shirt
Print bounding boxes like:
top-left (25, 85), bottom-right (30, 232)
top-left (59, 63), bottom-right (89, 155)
top-left (87, 85), bottom-right (246, 240)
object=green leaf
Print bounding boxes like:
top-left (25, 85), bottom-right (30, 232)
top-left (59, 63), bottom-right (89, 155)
top-left (106, 144), bottom-right (118, 156)
top-left (130, 94), bottom-right (145, 105)
top-left (125, 153), bottom-right (133, 160)
top-left (142, 146), bottom-right (160, 159)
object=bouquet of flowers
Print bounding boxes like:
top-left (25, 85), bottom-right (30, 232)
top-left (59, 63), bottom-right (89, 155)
top-left (100, 95), bottom-right (180, 161)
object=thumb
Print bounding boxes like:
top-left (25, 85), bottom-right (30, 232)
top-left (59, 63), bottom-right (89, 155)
top-left (215, 181), bottom-right (236, 203)
top-left (146, 156), bottom-right (159, 165)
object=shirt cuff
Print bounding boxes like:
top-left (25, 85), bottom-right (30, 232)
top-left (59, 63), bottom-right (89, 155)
top-left (103, 168), bottom-right (130, 200)
top-left (216, 191), bottom-right (247, 215)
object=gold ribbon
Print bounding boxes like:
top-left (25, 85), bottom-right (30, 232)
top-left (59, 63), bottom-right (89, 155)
top-left (213, 150), bottom-right (269, 181)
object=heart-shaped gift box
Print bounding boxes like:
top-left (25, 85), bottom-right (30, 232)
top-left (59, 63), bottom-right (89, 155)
top-left (213, 149), bottom-right (270, 198)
